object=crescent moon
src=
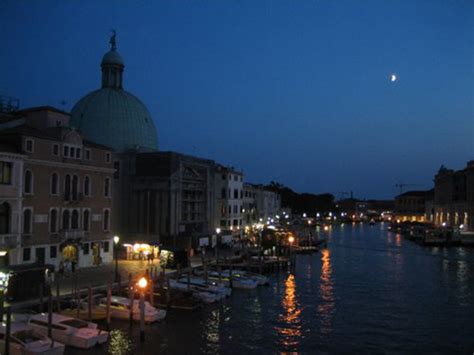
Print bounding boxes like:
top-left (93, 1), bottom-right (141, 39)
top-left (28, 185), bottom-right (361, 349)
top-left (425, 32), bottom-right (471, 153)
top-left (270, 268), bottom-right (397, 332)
top-left (391, 74), bottom-right (397, 82)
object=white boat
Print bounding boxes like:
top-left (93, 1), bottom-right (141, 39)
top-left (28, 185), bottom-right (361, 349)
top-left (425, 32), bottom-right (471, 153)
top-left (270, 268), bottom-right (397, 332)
top-left (194, 270), bottom-right (258, 290)
top-left (0, 322), bottom-right (65, 355)
top-left (96, 296), bottom-right (166, 323)
top-left (168, 279), bottom-right (218, 304)
top-left (460, 231), bottom-right (474, 246)
top-left (177, 277), bottom-right (231, 297)
top-left (27, 313), bottom-right (108, 349)
top-left (237, 271), bottom-right (269, 286)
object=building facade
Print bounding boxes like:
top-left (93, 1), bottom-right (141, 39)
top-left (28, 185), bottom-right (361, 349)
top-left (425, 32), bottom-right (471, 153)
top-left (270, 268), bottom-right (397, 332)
top-left (115, 151), bottom-right (216, 247)
top-left (214, 165), bottom-right (244, 233)
top-left (433, 161), bottom-right (474, 231)
top-left (0, 107), bottom-right (115, 268)
top-left (394, 190), bottom-right (431, 222)
top-left (0, 147), bottom-right (25, 267)
top-left (242, 183), bottom-right (258, 227)
top-left (253, 184), bottom-right (282, 221)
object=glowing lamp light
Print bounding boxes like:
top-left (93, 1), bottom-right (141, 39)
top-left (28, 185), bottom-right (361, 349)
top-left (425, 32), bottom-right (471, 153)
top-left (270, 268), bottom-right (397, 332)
top-left (324, 225), bottom-right (329, 231)
top-left (113, 235), bottom-right (120, 245)
top-left (288, 236), bottom-right (295, 244)
top-left (302, 213), bottom-right (307, 218)
top-left (0, 251), bottom-right (7, 257)
top-left (216, 228), bottom-right (221, 234)
top-left (442, 222), bottom-right (447, 227)
top-left (137, 277), bottom-right (148, 289)
top-left (460, 224), bottom-right (464, 229)
top-left (308, 220), bottom-right (312, 225)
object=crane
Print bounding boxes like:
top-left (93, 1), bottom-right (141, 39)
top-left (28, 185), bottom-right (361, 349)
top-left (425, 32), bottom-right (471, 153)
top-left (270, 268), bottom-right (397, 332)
top-left (395, 183), bottom-right (422, 195)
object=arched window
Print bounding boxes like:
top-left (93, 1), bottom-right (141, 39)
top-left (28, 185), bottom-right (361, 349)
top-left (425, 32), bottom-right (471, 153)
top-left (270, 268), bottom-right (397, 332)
top-left (71, 210), bottom-right (79, 229)
top-left (65, 175), bottom-right (71, 200)
top-left (0, 202), bottom-right (10, 234)
top-left (84, 176), bottom-right (90, 196)
top-left (62, 210), bottom-right (70, 230)
top-left (83, 210), bottom-right (90, 231)
top-left (24, 170), bottom-right (33, 194)
top-left (50, 209), bottom-right (58, 233)
top-left (103, 210), bottom-right (110, 231)
top-left (23, 209), bottom-right (32, 234)
top-left (72, 175), bottom-right (78, 200)
top-left (51, 173), bottom-right (59, 195)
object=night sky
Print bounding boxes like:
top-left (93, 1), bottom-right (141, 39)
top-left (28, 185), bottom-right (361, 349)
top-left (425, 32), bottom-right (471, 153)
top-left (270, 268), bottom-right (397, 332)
top-left (1, 0), bottom-right (472, 199)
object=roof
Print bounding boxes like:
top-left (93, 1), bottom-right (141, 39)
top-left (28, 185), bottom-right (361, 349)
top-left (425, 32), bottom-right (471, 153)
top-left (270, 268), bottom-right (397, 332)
top-left (71, 87), bottom-right (158, 152)
top-left (17, 106), bottom-right (70, 116)
top-left (83, 139), bottom-right (113, 151)
top-left (0, 124), bottom-right (59, 141)
top-left (397, 190), bottom-right (431, 197)
top-left (0, 124), bottom-right (113, 151)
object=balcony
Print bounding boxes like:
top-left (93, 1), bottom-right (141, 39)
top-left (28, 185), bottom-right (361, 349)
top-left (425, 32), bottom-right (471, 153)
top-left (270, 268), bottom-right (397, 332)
top-left (60, 229), bottom-right (85, 241)
top-left (0, 234), bottom-right (19, 249)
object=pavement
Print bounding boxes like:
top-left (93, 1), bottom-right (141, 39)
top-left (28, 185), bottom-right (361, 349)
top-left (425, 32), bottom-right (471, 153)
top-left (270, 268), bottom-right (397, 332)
top-left (8, 249), bottom-right (240, 309)
top-left (52, 252), bottom-right (229, 296)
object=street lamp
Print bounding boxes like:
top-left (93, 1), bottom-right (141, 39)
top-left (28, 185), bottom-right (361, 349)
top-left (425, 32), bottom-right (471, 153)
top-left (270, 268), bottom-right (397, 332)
top-left (137, 277), bottom-right (148, 342)
top-left (113, 236), bottom-right (120, 282)
top-left (215, 228), bottom-right (221, 263)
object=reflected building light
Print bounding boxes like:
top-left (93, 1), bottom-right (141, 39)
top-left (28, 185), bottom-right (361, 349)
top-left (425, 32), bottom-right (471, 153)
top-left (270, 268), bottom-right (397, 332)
top-left (318, 248), bottom-right (335, 335)
top-left (276, 274), bottom-right (302, 349)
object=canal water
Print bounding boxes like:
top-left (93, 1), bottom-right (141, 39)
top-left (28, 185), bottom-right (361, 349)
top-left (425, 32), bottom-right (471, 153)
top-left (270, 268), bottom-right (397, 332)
top-left (70, 223), bottom-right (474, 354)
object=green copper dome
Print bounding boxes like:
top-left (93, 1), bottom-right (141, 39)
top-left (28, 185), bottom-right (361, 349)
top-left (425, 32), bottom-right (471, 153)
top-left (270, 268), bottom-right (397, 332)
top-left (71, 88), bottom-right (158, 152)
top-left (70, 33), bottom-right (158, 152)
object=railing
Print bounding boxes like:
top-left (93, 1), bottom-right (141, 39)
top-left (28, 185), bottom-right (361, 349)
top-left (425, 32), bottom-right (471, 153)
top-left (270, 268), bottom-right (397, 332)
top-left (0, 234), bottom-right (19, 248)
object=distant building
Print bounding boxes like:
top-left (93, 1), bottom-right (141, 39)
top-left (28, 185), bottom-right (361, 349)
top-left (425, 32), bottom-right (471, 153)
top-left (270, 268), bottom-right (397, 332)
top-left (214, 165), bottom-right (243, 233)
top-left (0, 106), bottom-right (115, 268)
top-left (433, 161), bottom-right (474, 231)
top-left (394, 190), bottom-right (432, 222)
top-left (338, 199), bottom-right (394, 221)
top-left (115, 151), bottom-right (216, 247)
top-left (242, 184), bottom-right (281, 222)
top-left (242, 183), bottom-right (258, 227)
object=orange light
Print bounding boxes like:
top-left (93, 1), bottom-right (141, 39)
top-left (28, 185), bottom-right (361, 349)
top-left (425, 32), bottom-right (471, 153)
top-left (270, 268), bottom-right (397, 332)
top-left (288, 236), bottom-right (295, 244)
top-left (137, 277), bottom-right (148, 289)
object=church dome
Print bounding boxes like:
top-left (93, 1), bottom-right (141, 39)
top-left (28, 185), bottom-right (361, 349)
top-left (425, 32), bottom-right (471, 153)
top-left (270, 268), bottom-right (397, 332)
top-left (70, 32), bottom-right (158, 152)
top-left (101, 50), bottom-right (124, 66)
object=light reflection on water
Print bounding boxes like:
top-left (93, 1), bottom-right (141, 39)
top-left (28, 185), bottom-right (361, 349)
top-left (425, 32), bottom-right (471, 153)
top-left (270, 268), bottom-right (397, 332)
top-left (67, 224), bottom-right (474, 354)
top-left (276, 273), bottom-right (302, 348)
top-left (317, 248), bottom-right (334, 336)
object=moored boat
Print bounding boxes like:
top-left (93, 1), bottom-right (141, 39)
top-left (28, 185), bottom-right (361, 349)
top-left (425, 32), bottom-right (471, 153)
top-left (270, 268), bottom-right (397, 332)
top-left (193, 270), bottom-right (258, 289)
top-left (167, 279), bottom-right (218, 304)
top-left (460, 231), bottom-right (474, 246)
top-left (27, 313), bottom-right (107, 349)
top-left (177, 277), bottom-right (231, 297)
top-left (96, 296), bottom-right (166, 323)
top-left (0, 322), bottom-right (65, 355)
